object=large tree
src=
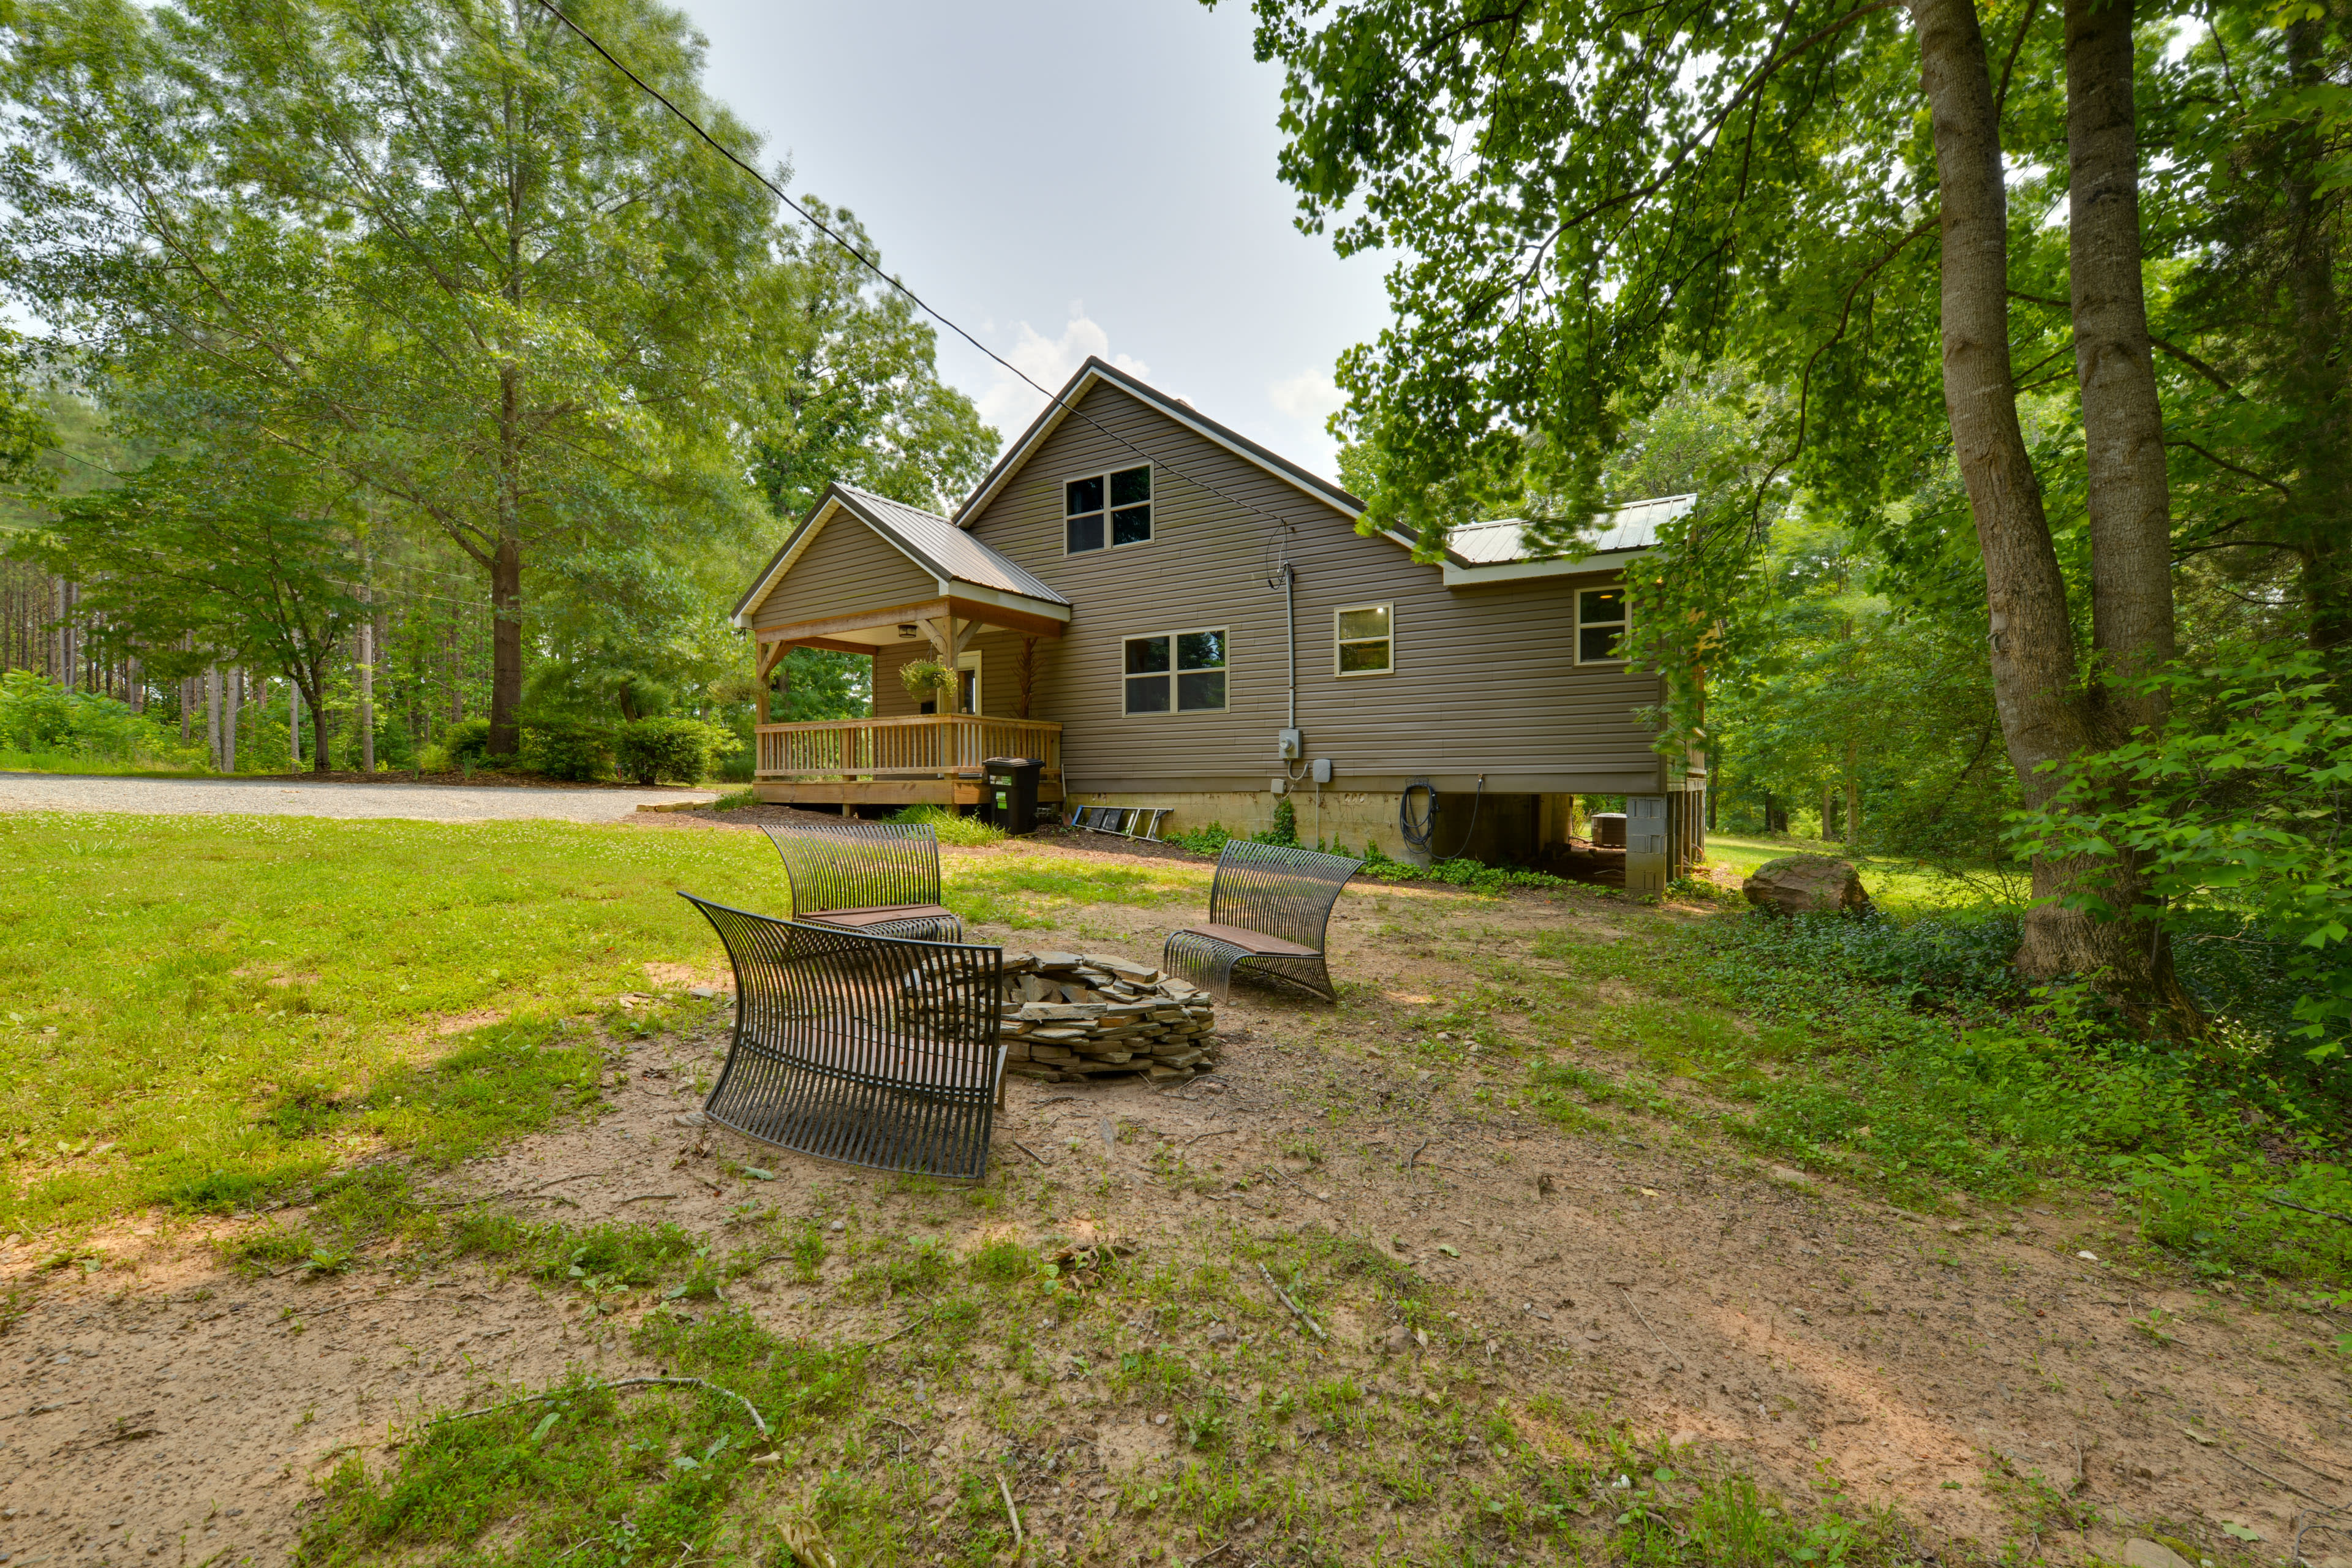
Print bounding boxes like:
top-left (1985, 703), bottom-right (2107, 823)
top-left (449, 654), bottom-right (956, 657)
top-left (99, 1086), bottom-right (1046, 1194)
top-left (1237, 0), bottom-right (2205, 1023)
top-left (0, 0), bottom-right (781, 755)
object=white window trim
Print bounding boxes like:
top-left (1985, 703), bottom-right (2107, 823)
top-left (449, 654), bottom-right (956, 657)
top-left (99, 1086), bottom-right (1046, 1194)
top-left (1333, 601), bottom-right (1395, 677)
top-left (1575, 586), bottom-right (1630, 666)
top-left (1062, 463), bottom-right (1155, 556)
top-left (1120, 625), bottom-right (1229, 715)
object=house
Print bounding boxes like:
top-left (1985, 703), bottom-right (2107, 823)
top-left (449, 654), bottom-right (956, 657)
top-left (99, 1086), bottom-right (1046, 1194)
top-left (730, 358), bottom-right (1706, 888)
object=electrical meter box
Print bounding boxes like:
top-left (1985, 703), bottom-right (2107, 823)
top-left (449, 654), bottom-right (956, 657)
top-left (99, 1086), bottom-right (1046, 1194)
top-left (1276, 728), bottom-right (1303, 760)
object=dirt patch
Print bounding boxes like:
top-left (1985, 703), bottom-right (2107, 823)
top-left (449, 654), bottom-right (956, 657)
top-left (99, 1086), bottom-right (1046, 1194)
top-left (5, 850), bottom-right (2346, 1567)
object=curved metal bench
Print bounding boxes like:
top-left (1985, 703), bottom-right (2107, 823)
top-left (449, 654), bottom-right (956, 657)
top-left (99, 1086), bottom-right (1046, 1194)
top-left (680, 894), bottom-right (1006, 1180)
top-left (760, 819), bottom-right (962, 943)
top-left (1163, 840), bottom-right (1363, 1003)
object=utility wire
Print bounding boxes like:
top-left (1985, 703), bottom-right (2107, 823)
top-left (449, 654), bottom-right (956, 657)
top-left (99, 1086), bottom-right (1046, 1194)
top-left (529, 0), bottom-right (1308, 558)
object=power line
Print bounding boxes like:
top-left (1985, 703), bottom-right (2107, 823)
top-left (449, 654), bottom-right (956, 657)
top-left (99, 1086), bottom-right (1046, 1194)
top-left (528, 0), bottom-right (1307, 557)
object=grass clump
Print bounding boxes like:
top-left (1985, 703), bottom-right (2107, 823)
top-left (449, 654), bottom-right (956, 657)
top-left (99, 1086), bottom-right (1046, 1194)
top-left (886, 803), bottom-right (1005, 847)
top-left (301, 1306), bottom-right (867, 1568)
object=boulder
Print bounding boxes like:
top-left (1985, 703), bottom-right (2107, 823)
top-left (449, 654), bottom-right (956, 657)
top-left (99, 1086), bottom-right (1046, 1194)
top-left (1742, 854), bottom-right (1874, 918)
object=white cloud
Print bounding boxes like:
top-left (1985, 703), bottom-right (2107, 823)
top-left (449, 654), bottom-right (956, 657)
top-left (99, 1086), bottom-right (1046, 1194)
top-left (975, 306), bottom-right (1149, 437)
top-left (1268, 368), bottom-right (1345, 426)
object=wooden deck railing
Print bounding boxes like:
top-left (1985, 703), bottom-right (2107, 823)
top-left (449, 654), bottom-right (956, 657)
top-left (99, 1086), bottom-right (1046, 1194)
top-left (755, 714), bottom-right (1063, 780)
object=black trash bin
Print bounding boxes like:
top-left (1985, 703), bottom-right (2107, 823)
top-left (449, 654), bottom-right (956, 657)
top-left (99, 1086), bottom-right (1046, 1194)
top-left (981, 756), bottom-right (1044, 835)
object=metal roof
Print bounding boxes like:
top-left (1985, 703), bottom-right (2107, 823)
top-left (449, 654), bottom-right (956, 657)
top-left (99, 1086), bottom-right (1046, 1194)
top-left (834, 484), bottom-right (1069, 606)
top-left (1447, 493), bottom-right (1695, 566)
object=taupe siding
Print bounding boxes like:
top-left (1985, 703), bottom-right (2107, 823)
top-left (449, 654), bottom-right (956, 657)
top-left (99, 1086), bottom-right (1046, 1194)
top-left (875, 627), bottom-right (1045, 719)
top-left (751, 510), bottom-right (935, 632)
top-left (961, 382), bottom-right (1665, 793)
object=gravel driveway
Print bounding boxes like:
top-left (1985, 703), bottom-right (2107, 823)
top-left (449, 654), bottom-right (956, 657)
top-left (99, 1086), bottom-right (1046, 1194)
top-left (0, 773), bottom-right (718, 823)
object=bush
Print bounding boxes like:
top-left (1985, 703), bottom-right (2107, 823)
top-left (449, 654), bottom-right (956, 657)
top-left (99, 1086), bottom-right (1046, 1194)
top-left (444, 717), bottom-right (495, 767)
top-left (0, 670), bottom-right (207, 770)
top-left (612, 715), bottom-right (736, 785)
top-left (519, 719), bottom-right (612, 782)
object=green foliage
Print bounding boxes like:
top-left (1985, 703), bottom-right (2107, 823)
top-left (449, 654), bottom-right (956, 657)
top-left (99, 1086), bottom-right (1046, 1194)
top-left (896, 658), bottom-right (954, 704)
top-left (519, 719), bottom-right (614, 783)
top-left (886, 804), bottom-right (1004, 848)
top-left (1357, 842), bottom-right (1567, 897)
top-left (1539, 908), bottom-right (2352, 1278)
top-left (1262, 797), bottom-right (1298, 845)
top-left (443, 717), bottom-right (496, 767)
top-left (0, 671), bottom-right (205, 769)
top-left (612, 715), bottom-right (735, 786)
top-left (2012, 646), bottom-right (2352, 1069)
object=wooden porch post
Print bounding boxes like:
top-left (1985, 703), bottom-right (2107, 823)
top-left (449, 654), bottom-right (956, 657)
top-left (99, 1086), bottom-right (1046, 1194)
top-left (922, 616), bottom-right (978, 714)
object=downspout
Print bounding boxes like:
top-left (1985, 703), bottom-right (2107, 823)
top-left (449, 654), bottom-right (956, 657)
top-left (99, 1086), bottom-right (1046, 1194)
top-left (1276, 561), bottom-right (1305, 783)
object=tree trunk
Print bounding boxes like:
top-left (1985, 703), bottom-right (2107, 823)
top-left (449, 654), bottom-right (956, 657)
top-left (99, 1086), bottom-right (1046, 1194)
top-left (490, 532), bottom-right (522, 756)
top-left (1844, 736), bottom-right (1861, 853)
top-left (2067, 0), bottom-right (2176, 730)
top-left (224, 668), bottom-right (240, 774)
top-left (289, 676), bottom-right (301, 770)
top-left (2277, 18), bottom-right (2352, 662)
top-left (207, 664), bottom-right (222, 770)
top-left (1910, 0), bottom-right (2198, 1028)
top-left (307, 677), bottom-right (332, 775)
top-left (358, 603), bottom-right (375, 775)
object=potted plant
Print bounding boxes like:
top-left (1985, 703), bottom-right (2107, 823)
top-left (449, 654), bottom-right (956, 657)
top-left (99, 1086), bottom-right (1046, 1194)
top-left (899, 658), bottom-right (957, 714)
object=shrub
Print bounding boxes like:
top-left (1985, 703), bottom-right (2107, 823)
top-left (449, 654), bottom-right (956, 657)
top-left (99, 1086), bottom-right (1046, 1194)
top-left (519, 720), bottom-right (612, 782)
top-left (0, 670), bottom-right (206, 770)
top-left (1259, 797), bottom-right (1299, 845)
top-left (443, 717), bottom-right (495, 767)
top-left (612, 715), bottom-right (736, 785)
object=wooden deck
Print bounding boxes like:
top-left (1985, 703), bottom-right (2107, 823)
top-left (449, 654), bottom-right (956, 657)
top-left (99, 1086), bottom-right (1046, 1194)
top-left (752, 715), bottom-right (1064, 809)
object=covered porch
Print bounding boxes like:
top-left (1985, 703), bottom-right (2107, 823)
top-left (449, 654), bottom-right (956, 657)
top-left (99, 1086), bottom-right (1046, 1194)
top-left (750, 592), bottom-right (1068, 806)
top-left (734, 483), bottom-right (1075, 810)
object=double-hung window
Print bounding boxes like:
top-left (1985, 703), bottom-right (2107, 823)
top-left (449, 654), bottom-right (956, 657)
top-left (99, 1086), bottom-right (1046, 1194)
top-left (1066, 464), bottom-right (1152, 553)
top-left (1335, 603), bottom-right (1393, 675)
top-left (1577, 587), bottom-right (1629, 663)
top-left (1123, 628), bottom-right (1227, 714)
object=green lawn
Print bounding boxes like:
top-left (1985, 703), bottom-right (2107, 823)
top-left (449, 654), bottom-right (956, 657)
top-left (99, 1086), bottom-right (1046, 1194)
top-left (0, 816), bottom-right (800, 1235)
top-left (0, 818), bottom-right (1221, 1237)
top-left (1703, 831), bottom-right (2027, 916)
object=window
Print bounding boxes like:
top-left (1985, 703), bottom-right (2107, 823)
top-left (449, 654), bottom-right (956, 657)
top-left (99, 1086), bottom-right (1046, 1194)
top-left (1577, 587), bottom-right (1629, 663)
top-left (1335, 603), bottom-right (1393, 676)
top-left (1123, 628), bottom-right (1227, 714)
top-left (1066, 464), bottom-right (1152, 553)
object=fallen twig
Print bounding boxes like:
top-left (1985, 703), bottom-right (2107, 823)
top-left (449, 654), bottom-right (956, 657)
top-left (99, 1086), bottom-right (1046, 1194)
top-left (1185, 1128), bottom-right (1238, 1145)
top-left (2261, 1191), bottom-right (2352, 1228)
top-left (2217, 1443), bottom-right (2333, 1506)
top-left (1407, 1138), bottom-right (1431, 1175)
top-left (858, 1311), bottom-right (933, 1350)
top-left (998, 1473), bottom-right (1023, 1545)
top-left (1617, 1286), bottom-right (1684, 1371)
top-left (1258, 1262), bottom-right (1327, 1341)
top-left (620, 1193), bottom-right (682, 1204)
top-left (1009, 1140), bottom-right (1050, 1167)
top-left (428, 1376), bottom-right (769, 1441)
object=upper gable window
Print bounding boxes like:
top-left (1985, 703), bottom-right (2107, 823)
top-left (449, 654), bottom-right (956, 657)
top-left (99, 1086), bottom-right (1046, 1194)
top-left (1577, 587), bottom-right (1629, 663)
top-left (1066, 465), bottom-right (1152, 553)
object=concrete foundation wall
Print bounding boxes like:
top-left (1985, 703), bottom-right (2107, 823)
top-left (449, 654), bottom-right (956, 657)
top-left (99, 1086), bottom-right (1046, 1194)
top-left (1061, 786), bottom-right (1569, 867)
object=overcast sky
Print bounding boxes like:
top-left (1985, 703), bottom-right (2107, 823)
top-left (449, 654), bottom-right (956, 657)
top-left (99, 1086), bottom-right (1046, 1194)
top-left (666, 0), bottom-right (1391, 483)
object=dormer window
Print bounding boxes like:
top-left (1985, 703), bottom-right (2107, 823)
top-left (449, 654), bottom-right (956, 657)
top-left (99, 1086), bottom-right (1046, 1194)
top-left (1066, 465), bottom-right (1152, 553)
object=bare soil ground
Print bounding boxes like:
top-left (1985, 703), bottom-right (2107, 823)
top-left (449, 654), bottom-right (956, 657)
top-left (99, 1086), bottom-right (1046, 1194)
top-left (5, 838), bottom-right (2348, 1567)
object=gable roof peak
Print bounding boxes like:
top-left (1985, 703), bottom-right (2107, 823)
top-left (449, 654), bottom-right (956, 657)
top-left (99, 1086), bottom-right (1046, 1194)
top-left (951, 355), bottom-right (1366, 529)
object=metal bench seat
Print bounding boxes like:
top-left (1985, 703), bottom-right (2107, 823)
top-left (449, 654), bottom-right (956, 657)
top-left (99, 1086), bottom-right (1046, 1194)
top-left (681, 894), bottom-right (1006, 1180)
top-left (1163, 840), bottom-right (1362, 1003)
top-left (761, 820), bottom-right (962, 943)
